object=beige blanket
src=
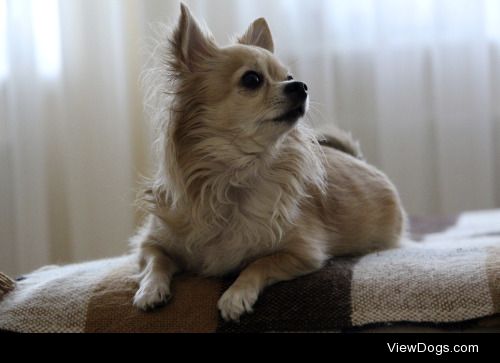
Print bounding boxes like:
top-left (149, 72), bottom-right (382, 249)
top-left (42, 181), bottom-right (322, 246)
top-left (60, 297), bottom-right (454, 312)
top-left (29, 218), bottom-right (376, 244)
top-left (0, 210), bottom-right (499, 333)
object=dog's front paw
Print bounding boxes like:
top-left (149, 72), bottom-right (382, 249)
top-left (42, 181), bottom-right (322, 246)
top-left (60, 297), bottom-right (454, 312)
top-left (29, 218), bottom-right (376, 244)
top-left (133, 277), bottom-right (172, 311)
top-left (217, 285), bottom-right (259, 322)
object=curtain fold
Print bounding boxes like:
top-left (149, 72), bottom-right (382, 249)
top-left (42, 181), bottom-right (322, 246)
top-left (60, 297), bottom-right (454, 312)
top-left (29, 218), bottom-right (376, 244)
top-left (1, 0), bottom-right (499, 275)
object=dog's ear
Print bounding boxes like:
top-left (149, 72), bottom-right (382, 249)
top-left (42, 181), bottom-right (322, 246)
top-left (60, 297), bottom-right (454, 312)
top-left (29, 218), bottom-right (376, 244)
top-left (170, 3), bottom-right (218, 72)
top-left (238, 18), bottom-right (274, 53)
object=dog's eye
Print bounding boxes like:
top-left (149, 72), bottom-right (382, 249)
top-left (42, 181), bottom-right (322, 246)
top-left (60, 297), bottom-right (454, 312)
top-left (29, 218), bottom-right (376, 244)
top-left (287, 75), bottom-right (294, 81)
top-left (241, 71), bottom-right (263, 90)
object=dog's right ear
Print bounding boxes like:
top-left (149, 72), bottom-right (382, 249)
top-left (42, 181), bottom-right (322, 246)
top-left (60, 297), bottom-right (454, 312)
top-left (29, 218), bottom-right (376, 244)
top-left (170, 3), bottom-right (218, 72)
top-left (238, 18), bottom-right (274, 53)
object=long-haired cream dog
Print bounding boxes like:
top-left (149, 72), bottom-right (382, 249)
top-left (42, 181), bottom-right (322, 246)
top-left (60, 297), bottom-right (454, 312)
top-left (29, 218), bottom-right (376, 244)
top-left (132, 3), bottom-right (406, 322)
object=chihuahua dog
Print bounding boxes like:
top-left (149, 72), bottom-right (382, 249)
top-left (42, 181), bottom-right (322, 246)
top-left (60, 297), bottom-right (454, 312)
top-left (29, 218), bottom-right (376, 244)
top-left (132, 3), bottom-right (406, 322)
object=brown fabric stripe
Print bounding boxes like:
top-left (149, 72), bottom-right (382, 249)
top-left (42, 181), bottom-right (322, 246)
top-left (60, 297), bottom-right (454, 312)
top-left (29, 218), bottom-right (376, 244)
top-left (486, 246), bottom-right (500, 313)
top-left (84, 263), bottom-right (223, 333)
top-left (217, 257), bottom-right (359, 332)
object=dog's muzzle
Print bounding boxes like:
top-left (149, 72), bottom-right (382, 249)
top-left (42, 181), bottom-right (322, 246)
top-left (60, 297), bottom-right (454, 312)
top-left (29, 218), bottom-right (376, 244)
top-left (274, 81), bottom-right (309, 123)
top-left (284, 81), bottom-right (308, 104)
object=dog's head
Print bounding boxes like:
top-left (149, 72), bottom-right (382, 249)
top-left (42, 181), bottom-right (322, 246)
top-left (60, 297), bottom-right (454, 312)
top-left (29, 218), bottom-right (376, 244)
top-left (167, 4), bottom-right (309, 155)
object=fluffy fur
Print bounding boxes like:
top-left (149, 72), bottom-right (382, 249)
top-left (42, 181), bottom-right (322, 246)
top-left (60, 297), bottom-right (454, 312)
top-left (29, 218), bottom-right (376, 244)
top-left (131, 4), bottom-right (407, 322)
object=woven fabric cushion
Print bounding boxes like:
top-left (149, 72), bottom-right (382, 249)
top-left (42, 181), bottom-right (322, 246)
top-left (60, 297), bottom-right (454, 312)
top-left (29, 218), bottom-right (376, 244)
top-left (1, 210), bottom-right (499, 333)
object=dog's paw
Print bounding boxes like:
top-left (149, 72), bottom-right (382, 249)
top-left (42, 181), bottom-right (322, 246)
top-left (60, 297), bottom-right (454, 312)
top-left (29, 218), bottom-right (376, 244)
top-left (133, 277), bottom-right (172, 311)
top-left (217, 286), bottom-right (259, 322)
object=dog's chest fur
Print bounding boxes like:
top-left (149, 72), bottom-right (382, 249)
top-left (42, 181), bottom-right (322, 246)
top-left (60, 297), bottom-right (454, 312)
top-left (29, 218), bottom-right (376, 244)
top-left (164, 167), bottom-right (304, 276)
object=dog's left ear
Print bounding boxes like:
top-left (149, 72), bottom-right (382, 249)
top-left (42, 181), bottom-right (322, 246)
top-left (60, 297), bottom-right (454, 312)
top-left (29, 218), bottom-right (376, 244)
top-left (238, 18), bottom-right (274, 53)
top-left (171, 3), bottom-right (218, 72)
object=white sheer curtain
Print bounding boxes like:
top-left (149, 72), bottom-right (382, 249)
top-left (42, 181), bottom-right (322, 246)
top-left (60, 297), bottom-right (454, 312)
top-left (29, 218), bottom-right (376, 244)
top-left (0, 0), bottom-right (141, 275)
top-left (1, 0), bottom-right (499, 275)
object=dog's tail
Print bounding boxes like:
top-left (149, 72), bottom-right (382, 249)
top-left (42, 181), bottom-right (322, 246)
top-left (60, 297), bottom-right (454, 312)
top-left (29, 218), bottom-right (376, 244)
top-left (316, 126), bottom-right (365, 161)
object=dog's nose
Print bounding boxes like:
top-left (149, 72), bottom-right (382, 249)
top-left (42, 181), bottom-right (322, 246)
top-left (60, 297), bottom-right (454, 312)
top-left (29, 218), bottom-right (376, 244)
top-left (284, 81), bottom-right (308, 102)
